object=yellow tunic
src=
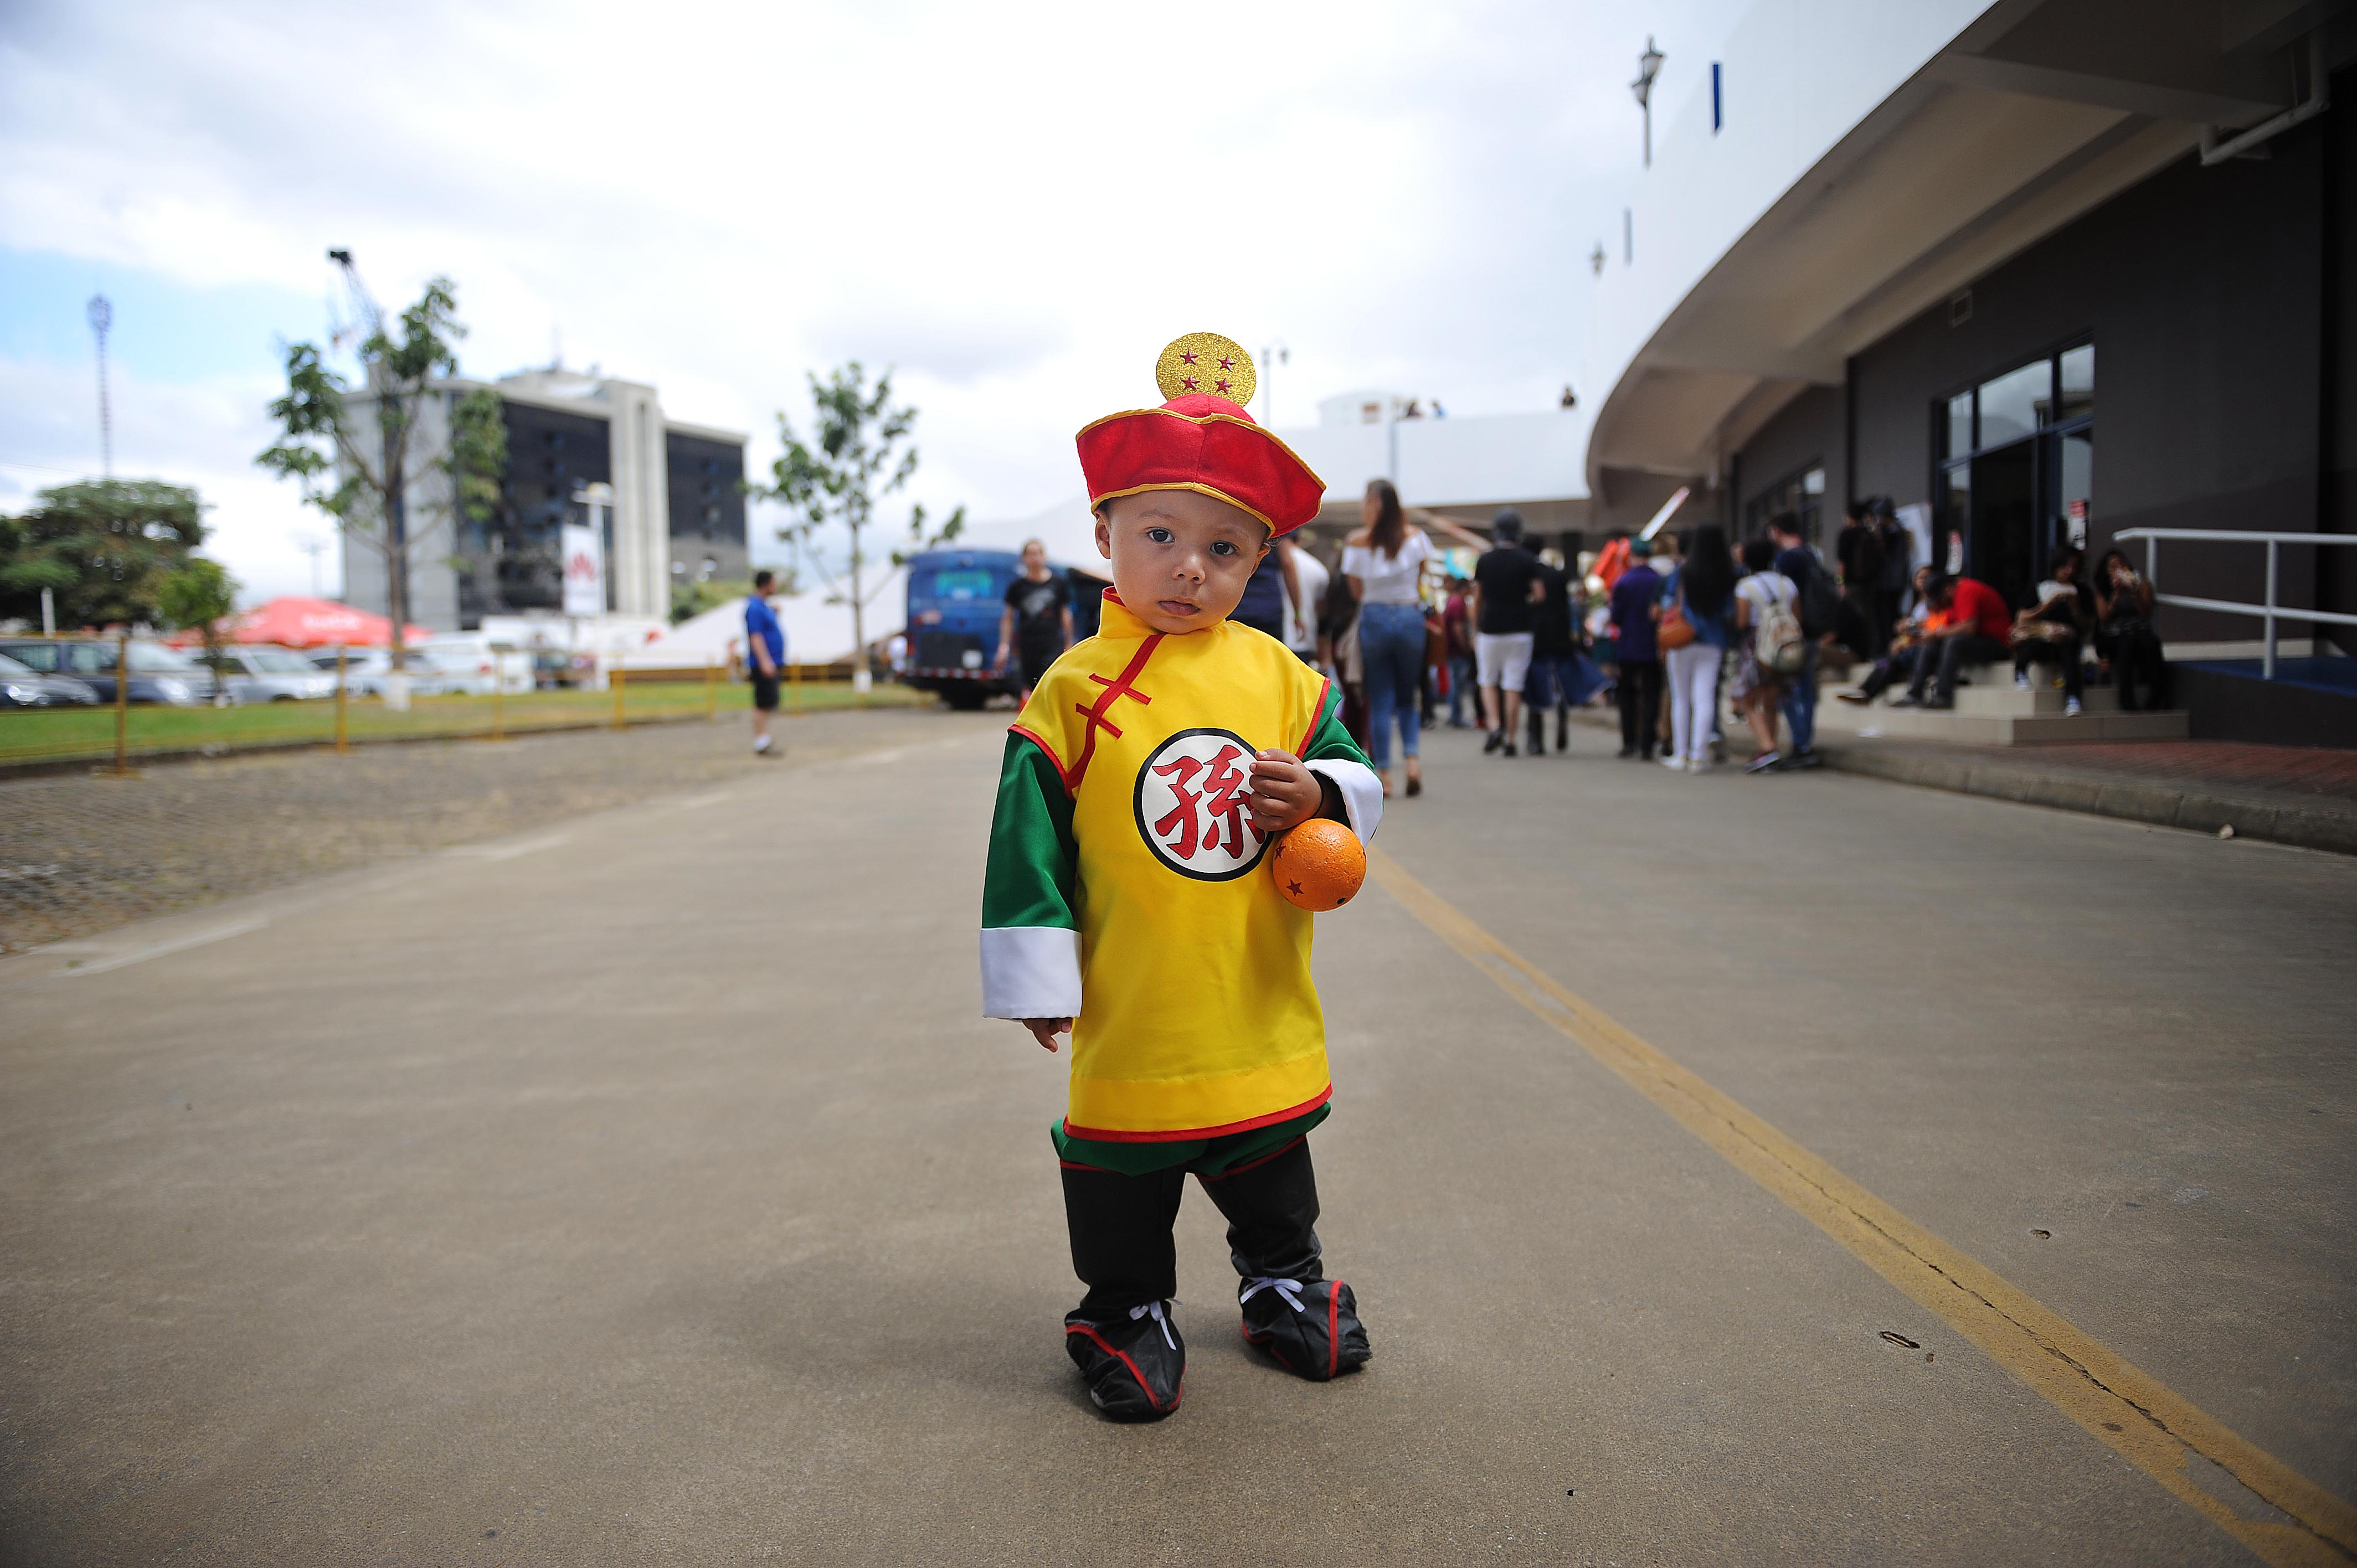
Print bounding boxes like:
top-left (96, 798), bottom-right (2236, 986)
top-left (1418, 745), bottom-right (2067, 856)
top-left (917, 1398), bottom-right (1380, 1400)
top-left (1002, 594), bottom-right (1365, 1141)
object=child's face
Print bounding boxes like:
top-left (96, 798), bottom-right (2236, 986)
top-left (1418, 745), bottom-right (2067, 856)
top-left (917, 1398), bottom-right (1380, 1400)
top-left (1094, 489), bottom-right (1270, 635)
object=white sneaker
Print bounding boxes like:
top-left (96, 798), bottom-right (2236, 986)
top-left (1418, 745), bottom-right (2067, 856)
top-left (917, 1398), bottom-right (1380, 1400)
top-left (2014, 670), bottom-right (2031, 690)
top-left (2064, 697), bottom-right (2083, 716)
top-left (1660, 755), bottom-right (1686, 772)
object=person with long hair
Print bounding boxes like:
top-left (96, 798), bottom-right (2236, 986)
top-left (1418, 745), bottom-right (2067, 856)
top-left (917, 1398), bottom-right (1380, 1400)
top-left (1660, 524), bottom-right (1736, 772)
top-left (1342, 478), bottom-right (1437, 797)
top-left (2094, 548), bottom-right (2169, 711)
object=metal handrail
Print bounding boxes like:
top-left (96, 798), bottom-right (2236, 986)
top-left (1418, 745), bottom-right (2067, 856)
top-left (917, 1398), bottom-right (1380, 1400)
top-left (2109, 528), bottom-right (2357, 679)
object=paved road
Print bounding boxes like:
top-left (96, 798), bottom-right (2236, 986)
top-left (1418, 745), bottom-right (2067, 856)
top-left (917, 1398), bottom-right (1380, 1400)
top-left (2, 709), bottom-right (2350, 1565)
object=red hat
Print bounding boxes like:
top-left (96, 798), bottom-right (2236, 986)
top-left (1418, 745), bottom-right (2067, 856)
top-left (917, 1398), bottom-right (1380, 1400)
top-left (1076, 333), bottom-right (1326, 537)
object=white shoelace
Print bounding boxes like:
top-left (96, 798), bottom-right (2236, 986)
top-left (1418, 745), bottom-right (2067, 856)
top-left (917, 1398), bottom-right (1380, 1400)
top-left (1240, 1277), bottom-right (1308, 1313)
top-left (1129, 1299), bottom-right (1176, 1349)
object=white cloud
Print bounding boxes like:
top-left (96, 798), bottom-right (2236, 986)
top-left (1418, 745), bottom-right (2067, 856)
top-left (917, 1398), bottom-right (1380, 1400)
top-left (1, 0), bottom-right (1747, 580)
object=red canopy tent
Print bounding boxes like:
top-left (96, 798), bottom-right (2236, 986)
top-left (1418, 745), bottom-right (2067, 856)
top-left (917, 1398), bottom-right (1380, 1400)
top-left (224, 597), bottom-right (436, 649)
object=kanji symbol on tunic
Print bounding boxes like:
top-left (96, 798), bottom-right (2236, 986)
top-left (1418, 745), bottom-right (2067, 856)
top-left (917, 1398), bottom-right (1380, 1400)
top-left (1133, 728), bottom-right (1272, 880)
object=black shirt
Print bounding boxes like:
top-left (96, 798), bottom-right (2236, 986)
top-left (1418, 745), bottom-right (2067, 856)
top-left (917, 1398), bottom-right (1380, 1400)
top-left (1532, 564), bottom-right (1577, 657)
top-left (1005, 572), bottom-right (1071, 655)
top-left (1474, 546), bottom-right (1543, 635)
top-left (1836, 522), bottom-right (1882, 588)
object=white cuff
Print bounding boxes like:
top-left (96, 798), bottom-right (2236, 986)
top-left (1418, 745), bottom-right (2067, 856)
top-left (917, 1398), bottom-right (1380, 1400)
top-left (1306, 759), bottom-right (1382, 844)
top-left (980, 926), bottom-right (1083, 1019)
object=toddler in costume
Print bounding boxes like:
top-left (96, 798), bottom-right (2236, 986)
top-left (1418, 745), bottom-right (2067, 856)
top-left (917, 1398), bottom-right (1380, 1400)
top-left (980, 335), bottom-right (1382, 1421)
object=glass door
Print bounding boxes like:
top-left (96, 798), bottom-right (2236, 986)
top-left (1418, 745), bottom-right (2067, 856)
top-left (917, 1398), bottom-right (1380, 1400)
top-left (1934, 342), bottom-right (2094, 607)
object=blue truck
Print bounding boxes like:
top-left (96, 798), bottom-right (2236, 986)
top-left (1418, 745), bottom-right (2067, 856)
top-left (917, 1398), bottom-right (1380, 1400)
top-left (903, 548), bottom-right (1108, 709)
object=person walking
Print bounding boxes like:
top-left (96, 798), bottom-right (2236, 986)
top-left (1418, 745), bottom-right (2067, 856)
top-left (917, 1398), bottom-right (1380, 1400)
top-left (1471, 509), bottom-right (1547, 757)
top-left (1523, 542), bottom-right (1590, 756)
top-left (1282, 536), bottom-right (1330, 667)
top-left (1732, 538), bottom-right (1798, 772)
top-left (1769, 511), bottom-right (1830, 769)
top-left (1441, 577), bottom-right (1475, 727)
top-left (1231, 530), bottom-right (1305, 642)
top-left (1341, 478), bottom-right (1437, 798)
top-left (1836, 497), bottom-right (1883, 651)
top-left (992, 538), bottom-right (1075, 705)
top-left (744, 569), bottom-right (786, 758)
top-left (1660, 524), bottom-right (1736, 773)
top-left (1607, 538), bottom-right (1664, 760)
top-left (1872, 497), bottom-right (1912, 656)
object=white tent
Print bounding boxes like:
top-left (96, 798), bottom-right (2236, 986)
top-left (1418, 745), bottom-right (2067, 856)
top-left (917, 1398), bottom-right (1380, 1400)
top-left (622, 570), bottom-right (905, 669)
top-left (958, 494), bottom-right (1103, 573)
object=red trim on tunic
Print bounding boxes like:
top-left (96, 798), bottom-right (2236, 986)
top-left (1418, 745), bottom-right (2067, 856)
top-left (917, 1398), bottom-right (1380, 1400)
top-left (1062, 1084), bottom-right (1332, 1144)
top-left (1295, 674), bottom-right (1334, 757)
top-left (1195, 1135), bottom-right (1306, 1185)
top-left (1066, 633), bottom-right (1162, 791)
top-left (1007, 723), bottom-right (1070, 790)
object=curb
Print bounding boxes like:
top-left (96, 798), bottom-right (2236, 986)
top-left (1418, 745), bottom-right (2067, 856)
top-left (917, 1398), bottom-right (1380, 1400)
top-left (1816, 742), bottom-right (2357, 857)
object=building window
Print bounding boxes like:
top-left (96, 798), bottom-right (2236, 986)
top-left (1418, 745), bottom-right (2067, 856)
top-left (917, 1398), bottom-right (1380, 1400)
top-left (1934, 341), bottom-right (2094, 608)
top-left (1744, 462), bottom-right (1825, 544)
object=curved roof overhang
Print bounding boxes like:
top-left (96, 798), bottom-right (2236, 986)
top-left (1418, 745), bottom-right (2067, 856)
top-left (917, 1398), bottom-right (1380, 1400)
top-left (1587, 0), bottom-right (2325, 494)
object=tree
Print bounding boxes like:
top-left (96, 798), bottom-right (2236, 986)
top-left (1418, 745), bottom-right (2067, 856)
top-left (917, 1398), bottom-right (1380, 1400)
top-left (256, 276), bottom-right (508, 668)
top-left (156, 557), bottom-right (241, 704)
top-left (755, 363), bottom-right (964, 689)
top-left (0, 479), bottom-right (205, 628)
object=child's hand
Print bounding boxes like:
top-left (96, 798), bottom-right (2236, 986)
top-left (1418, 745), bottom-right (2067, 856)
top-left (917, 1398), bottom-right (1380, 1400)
top-left (1020, 1017), bottom-right (1072, 1053)
top-left (1248, 749), bottom-right (1322, 834)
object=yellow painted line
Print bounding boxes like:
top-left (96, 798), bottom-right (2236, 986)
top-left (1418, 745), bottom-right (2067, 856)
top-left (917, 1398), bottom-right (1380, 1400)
top-left (1369, 848), bottom-right (2357, 1568)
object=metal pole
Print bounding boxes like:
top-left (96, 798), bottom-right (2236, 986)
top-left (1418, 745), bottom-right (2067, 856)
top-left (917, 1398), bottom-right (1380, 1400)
top-left (334, 646), bottom-right (349, 754)
top-left (491, 661), bottom-right (507, 740)
top-left (111, 630), bottom-right (130, 776)
top-left (40, 587), bottom-right (55, 636)
top-left (2264, 540), bottom-right (2279, 680)
top-left (705, 656), bottom-right (718, 721)
top-left (611, 666), bottom-right (627, 730)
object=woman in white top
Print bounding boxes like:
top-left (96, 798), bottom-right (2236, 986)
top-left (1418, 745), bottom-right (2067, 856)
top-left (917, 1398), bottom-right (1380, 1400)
top-left (1731, 536), bottom-right (1798, 772)
top-left (1340, 479), bottom-right (1438, 797)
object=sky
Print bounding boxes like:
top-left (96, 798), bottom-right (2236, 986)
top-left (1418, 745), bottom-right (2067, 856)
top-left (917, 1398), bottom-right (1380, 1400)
top-left (0, 0), bottom-right (1741, 604)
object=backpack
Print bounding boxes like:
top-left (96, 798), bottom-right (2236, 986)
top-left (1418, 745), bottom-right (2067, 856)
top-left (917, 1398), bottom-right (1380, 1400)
top-left (1793, 550), bottom-right (1839, 637)
top-left (1754, 585), bottom-right (1807, 675)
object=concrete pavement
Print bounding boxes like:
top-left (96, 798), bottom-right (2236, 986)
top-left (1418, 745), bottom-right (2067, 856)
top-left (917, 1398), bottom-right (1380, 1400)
top-left (2, 707), bottom-right (2351, 1565)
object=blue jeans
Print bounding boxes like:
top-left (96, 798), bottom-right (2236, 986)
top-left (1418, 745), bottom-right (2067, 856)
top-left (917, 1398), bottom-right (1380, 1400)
top-left (1358, 602), bottom-right (1426, 771)
top-left (1447, 653), bottom-right (1476, 725)
top-left (1779, 640), bottom-right (1818, 753)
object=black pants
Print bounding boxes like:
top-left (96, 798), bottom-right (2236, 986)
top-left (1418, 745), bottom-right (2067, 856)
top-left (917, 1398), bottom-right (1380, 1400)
top-left (1871, 590), bottom-right (1904, 659)
top-left (2014, 635), bottom-right (2084, 700)
top-left (1907, 634), bottom-right (2013, 705)
top-left (1062, 1139), bottom-right (1322, 1322)
top-left (1617, 658), bottom-right (1663, 756)
top-left (2101, 621), bottom-right (2170, 711)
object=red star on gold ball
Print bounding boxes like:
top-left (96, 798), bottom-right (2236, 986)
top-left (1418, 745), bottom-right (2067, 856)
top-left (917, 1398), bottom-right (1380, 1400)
top-left (1181, 375), bottom-right (1200, 391)
top-left (1217, 354), bottom-right (1236, 371)
top-left (1214, 379), bottom-right (1232, 395)
top-left (1180, 349), bottom-right (1200, 365)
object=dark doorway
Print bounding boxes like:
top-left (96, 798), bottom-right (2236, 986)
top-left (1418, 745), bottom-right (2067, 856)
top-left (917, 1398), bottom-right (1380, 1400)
top-left (1970, 442), bottom-right (2036, 610)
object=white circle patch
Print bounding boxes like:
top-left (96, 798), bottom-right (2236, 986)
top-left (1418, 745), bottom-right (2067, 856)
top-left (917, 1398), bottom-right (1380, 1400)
top-left (1132, 728), bottom-right (1271, 881)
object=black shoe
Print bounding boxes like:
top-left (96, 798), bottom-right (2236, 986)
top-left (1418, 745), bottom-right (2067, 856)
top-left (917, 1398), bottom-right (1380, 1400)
top-left (1502, 740), bottom-right (1519, 757)
top-left (1890, 694), bottom-right (1922, 709)
top-left (1238, 1276), bottom-right (1371, 1382)
top-left (1639, 750), bottom-right (1655, 762)
top-left (1923, 697), bottom-right (1954, 711)
top-left (1616, 746), bottom-right (1636, 759)
top-left (1745, 751), bottom-right (1782, 774)
top-left (1483, 729), bottom-right (1504, 754)
top-left (1791, 748), bottom-right (1825, 770)
top-left (1834, 690), bottom-right (1871, 706)
top-left (1066, 1302), bottom-right (1185, 1421)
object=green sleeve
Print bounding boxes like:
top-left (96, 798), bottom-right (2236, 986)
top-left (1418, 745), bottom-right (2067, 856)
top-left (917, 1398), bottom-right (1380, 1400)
top-left (1302, 681), bottom-right (1373, 769)
top-left (981, 733), bottom-right (1078, 932)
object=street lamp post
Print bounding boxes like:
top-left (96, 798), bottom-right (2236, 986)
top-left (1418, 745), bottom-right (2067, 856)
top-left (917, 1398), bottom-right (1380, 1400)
top-left (1632, 37), bottom-right (1665, 168)
top-left (1260, 342), bottom-right (1290, 426)
top-left (86, 294), bottom-right (113, 478)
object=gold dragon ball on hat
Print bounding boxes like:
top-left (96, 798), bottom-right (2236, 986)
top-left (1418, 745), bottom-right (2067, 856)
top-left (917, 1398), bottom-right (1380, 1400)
top-left (1156, 333), bottom-right (1256, 408)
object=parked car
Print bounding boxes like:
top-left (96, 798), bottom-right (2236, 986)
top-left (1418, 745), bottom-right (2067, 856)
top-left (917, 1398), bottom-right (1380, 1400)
top-left (421, 635), bottom-right (533, 696)
top-left (0, 651), bottom-right (101, 708)
top-left (334, 648), bottom-right (456, 699)
top-left (194, 644), bottom-right (339, 702)
top-left (0, 638), bottom-right (215, 706)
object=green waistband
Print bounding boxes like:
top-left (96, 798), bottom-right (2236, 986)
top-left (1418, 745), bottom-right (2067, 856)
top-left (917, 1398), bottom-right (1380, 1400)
top-left (1052, 1104), bottom-right (1330, 1178)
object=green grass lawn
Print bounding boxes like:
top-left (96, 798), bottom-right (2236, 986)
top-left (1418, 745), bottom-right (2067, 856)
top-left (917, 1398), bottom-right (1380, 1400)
top-left (0, 679), bottom-right (925, 766)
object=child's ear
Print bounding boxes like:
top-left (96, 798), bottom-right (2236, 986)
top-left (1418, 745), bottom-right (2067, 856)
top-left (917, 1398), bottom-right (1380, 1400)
top-left (1094, 511), bottom-right (1113, 560)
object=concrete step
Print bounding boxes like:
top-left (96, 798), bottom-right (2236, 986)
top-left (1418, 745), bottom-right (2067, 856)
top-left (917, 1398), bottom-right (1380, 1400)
top-left (1952, 682), bottom-right (2119, 716)
top-left (1816, 695), bottom-right (2187, 745)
